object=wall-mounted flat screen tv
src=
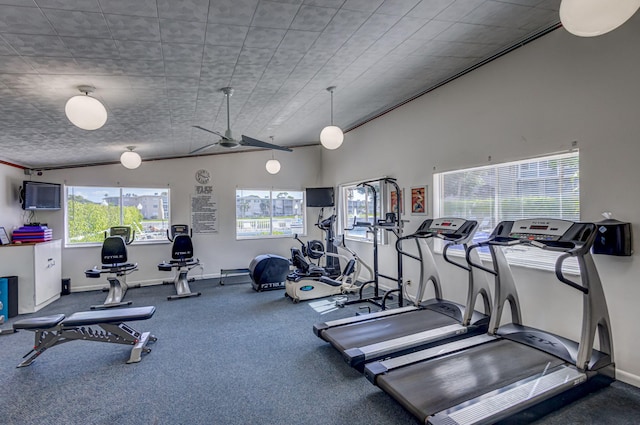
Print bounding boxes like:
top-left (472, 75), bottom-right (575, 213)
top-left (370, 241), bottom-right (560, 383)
top-left (306, 187), bottom-right (334, 207)
top-left (21, 181), bottom-right (62, 211)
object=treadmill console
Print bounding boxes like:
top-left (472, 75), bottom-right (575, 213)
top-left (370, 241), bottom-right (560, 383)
top-left (492, 219), bottom-right (595, 249)
top-left (507, 219), bottom-right (574, 242)
top-left (415, 218), bottom-right (477, 239)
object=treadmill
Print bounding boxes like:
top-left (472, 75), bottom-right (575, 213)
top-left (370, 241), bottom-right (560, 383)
top-left (313, 217), bottom-right (492, 371)
top-left (364, 218), bottom-right (615, 425)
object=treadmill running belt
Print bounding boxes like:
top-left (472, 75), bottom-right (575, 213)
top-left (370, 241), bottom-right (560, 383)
top-left (322, 309), bottom-right (458, 352)
top-left (376, 339), bottom-right (565, 423)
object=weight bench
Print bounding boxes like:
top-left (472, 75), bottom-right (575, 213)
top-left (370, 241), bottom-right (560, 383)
top-left (12, 306), bottom-right (157, 368)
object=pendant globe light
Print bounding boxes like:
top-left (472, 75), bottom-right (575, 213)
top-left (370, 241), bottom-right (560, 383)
top-left (265, 157), bottom-right (281, 174)
top-left (320, 86), bottom-right (344, 150)
top-left (120, 146), bottom-right (142, 169)
top-left (265, 138), bottom-right (281, 174)
top-left (560, 0), bottom-right (640, 37)
top-left (65, 85), bottom-right (108, 130)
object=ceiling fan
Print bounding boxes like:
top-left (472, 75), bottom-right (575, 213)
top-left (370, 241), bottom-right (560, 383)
top-left (191, 87), bottom-right (292, 154)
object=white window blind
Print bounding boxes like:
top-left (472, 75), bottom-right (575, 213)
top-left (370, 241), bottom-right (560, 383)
top-left (434, 152), bottom-right (580, 273)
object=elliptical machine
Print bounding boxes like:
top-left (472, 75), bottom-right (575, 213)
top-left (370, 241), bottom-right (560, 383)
top-left (158, 224), bottom-right (202, 300)
top-left (287, 209), bottom-right (341, 281)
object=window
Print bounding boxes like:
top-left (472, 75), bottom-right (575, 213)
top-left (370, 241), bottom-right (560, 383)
top-left (66, 186), bottom-right (170, 245)
top-left (339, 179), bottom-right (384, 242)
top-left (434, 152), bottom-right (579, 271)
top-left (235, 189), bottom-right (305, 239)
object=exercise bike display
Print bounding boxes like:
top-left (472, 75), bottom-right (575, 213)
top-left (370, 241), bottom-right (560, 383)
top-left (85, 226), bottom-right (138, 310)
top-left (158, 224), bottom-right (202, 300)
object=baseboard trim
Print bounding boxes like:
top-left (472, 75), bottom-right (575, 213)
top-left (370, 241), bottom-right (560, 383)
top-left (616, 369), bottom-right (640, 388)
top-left (71, 273), bottom-right (221, 293)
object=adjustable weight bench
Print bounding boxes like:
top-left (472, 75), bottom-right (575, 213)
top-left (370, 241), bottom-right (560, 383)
top-left (12, 306), bottom-right (157, 368)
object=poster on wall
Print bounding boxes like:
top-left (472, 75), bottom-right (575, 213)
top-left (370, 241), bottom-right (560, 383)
top-left (191, 185), bottom-right (218, 233)
top-left (410, 186), bottom-right (428, 215)
top-left (390, 188), bottom-right (404, 216)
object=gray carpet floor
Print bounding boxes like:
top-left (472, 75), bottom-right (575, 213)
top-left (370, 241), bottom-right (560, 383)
top-left (1, 279), bottom-right (639, 425)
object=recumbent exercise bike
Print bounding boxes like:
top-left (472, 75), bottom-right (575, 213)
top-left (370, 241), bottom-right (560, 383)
top-left (158, 224), bottom-right (202, 300)
top-left (85, 226), bottom-right (138, 310)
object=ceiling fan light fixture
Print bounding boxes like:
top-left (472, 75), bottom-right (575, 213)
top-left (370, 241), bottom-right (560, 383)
top-left (120, 146), bottom-right (141, 169)
top-left (560, 0), bottom-right (640, 37)
top-left (320, 86), bottom-right (344, 150)
top-left (65, 85), bottom-right (107, 130)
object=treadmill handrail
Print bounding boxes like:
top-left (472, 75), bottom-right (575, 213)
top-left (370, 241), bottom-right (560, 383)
top-left (395, 232), bottom-right (433, 262)
top-left (472, 229), bottom-right (592, 295)
top-left (555, 249), bottom-right (590, 295)
top-left (465, 242), bottom-right (498, 276)
top-left (443, 243), bottom-right (471, 272)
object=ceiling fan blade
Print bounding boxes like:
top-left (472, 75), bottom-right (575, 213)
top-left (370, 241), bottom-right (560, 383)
top-left (192, 125), bottom-right (228, 140)
top-left (240, 135), bottom-right (293, 152)
top-left (189, 143), bottom-right (218, 155)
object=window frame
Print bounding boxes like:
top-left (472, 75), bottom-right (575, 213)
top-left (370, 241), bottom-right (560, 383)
top-left (338, 178), bottom-right (389, 244)
top-left (65, 185), bottom-right (171, 247)
top-left (433, 151), bottom-right (580, 274)
top-left (235, 188), bottom-right (306, 240)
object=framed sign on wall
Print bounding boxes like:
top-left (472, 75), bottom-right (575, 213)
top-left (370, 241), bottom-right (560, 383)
top-left (410, 186), bottom-right (428, 215)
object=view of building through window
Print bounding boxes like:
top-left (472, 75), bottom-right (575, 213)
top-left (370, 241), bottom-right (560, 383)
top-left (236, 189), bottom-right (305, 239)
top-left (339, 180), bottom-right (383, 242)
top-left (66, 186), bottom-right (170, 244)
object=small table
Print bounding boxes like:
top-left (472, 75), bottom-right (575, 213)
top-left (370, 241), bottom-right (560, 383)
top-left (219, 268), bottom-right (251, 286)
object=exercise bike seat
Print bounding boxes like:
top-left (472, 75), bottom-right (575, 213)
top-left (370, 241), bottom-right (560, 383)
top-left (85, 262), bottom-right (137, 276)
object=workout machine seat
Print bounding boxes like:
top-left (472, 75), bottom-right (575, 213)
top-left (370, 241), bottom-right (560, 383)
top-left (287, 248), bottom-right (327, 281)
top-left (13, 306), bottom-right (157, 368)
top-left (158, 233), bottom-right (202, 300)
top-left (85, 234), bottom-right (138, 310)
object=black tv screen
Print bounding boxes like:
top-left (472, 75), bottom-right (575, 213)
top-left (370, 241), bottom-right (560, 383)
top-left (21, 181), bottom-right (62, 211)
top-left (306, 187), bottom-right (334, 207)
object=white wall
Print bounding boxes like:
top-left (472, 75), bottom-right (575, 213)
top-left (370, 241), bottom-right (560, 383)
top-left (321, 16), bottom-right (640, 386)
top-left (31, 145), bottom-right (323, 293)
top-left (0, 163), bottom-right (28, 232)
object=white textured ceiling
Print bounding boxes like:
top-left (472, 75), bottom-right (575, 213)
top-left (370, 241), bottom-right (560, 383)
top-left (0, 0), bottom-right (561, 169)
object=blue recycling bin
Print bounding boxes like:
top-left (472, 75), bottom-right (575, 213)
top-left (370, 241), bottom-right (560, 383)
top-left (0, 276), bottom-right (18, 319)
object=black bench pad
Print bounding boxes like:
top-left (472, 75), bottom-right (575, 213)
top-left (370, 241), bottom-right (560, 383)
top-left (13, 314), bottom-right (66, 330)
top-left (62, 306), bottom-right (156, 327)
